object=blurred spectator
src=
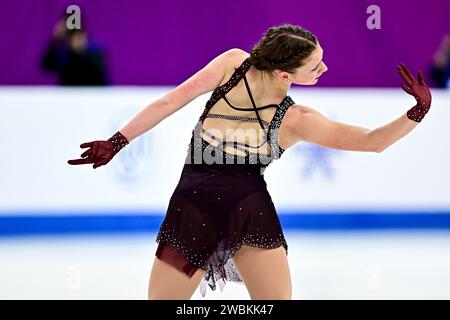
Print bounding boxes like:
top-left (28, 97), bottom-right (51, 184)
top-left (429, 34), bottom-right (450, 88)
top-left (41, 19), bottom-right (109, 85)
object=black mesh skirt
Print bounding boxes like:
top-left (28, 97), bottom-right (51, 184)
top-left (155, 162), bottom-right (288, 296)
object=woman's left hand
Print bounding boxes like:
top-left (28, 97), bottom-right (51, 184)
top-left (396, 63), bottom-right (432, 122)
top-left (396, 63), bottom-right (432, 111)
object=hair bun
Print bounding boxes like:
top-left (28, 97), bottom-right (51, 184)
top-left (250, 49), bottom-right (270, 70)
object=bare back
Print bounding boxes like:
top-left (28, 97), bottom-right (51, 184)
top-left (196, 52), bottom-right (298, 162)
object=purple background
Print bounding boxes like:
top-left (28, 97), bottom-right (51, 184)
top-left (0, 0), bottom-right (448, 87)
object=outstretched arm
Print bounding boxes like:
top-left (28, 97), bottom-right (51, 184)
top-left (68, 49), bottom-right (244, 169)
top-left (118, 48), bottom-right (243, 142)
top-left (286, 105), bottom-right (377, 152)
top-left (286, 64), bottom-right (432, 153)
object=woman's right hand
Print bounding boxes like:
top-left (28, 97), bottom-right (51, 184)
top-left (67, 131), bottom-right (129, 169)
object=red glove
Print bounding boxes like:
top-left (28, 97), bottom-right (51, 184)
top-left (396, 63), bottom-right (432, 122)
top-left (67, 131), bottom-right (129, 169)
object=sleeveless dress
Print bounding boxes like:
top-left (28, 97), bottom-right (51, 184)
top-left (155, 56), bottom-right (296, 296)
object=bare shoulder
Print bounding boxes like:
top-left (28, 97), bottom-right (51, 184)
top-left (160, 48), bottom-right (248, 109)
top-left (280, 102), bottom-right (337, 151)
top-left (216, 48), bottom-right (250, 86)
top-left (278, 103), bottom-right (321, 148)
top-left (224, 48), bottom-right (250, 70)
top-left (283, 103), bottom-right (308, 126)
top-left (284, 103), bottom-right (322, 124)
top-left (274, 103), bottom-right (303, 149)
top-left (282, 103), bottom-right (331, 135)
top-left (218, 48), bottom-right (248, 67)
top-left (227, 48), bottom-right (250, 63)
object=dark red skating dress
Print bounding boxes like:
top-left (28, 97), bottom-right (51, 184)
top-left (155, 56), bottom-right (295, 296)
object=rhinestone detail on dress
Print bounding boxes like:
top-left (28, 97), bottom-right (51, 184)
top-left (186, 57), bottom-right (295, 168)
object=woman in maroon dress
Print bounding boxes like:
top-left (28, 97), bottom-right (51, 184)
top-left (68, 24), bottom-right (431, 299)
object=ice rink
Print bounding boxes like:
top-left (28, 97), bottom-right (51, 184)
top-left (1, 230), bottom-right (450, 300)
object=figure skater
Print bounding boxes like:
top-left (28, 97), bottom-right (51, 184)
top-left (67, 24), bottom-right (432, 300)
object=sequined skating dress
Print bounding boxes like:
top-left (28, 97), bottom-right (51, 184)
top-left (155, 57), bottom-right (296, 296)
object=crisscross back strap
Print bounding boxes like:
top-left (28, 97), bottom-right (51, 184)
top-left (190, 56), bottom-right (295, 163)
